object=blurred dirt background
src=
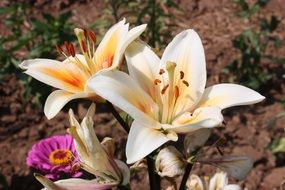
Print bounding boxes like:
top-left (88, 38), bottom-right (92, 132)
top-left (0, 0), bottom-right (285, 189)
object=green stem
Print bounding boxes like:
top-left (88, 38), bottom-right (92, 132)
top-left (147, 156), bottom-right (160, 190)
top-left (179, 163), bottom-right (193, 190)
top-left (105, 101), bottom-right (130, 133)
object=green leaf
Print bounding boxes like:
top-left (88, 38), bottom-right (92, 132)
top-left (271, 137), bottom-right (285, 153)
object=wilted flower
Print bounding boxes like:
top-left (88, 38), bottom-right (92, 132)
top-left (35, 104), bottom-right (130, 190)
top-left (20, 19), bottom-right (146, 119)
top-left (88, 29), bottom-right (265, 163)
top-left (26, 134), bottom-right (81, 180)
top-left (198, 156), bottom-right (253, 180)
top-left (187, 172), bottom-right (241, 190)
top-left (155, 146), bottom-right (186, 177)
top-left (184, 128), bottom-right (212, 157)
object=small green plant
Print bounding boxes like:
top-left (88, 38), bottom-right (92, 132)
top-left (0, 2), bottom-right (75, 106)
top-left (103, 0), bottom-right (179, 48)
top-left (234, 0), bottom-right (268, 18)
top-left (225, 0), bottom-right (284, 90)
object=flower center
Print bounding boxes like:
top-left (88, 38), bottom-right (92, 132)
top-left (153, 61), bottom-right (190, 123)
top-left (49, 149), bottom-right (74, 166)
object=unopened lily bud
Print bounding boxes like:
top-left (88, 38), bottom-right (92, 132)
top-left (130, 159), bottom-right (147, 170)
top-left (208, 172), bottom-right (241, 190)
top-left (186, 172), bottom-right (241, 190)
top-left (155, 146), bottom-right (186, 177)
top-left (186, 174), bottom-right (204, 190)
top-left (184, 128), bottom-right (211, 157)
top-left (199, 156), bottom-right (253, 180)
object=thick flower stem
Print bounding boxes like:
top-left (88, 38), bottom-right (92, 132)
top-left (147, 156), bottom-right (160, 190)
top-left (179, 163), bottom-right (193, 190)
top-left (105, 101), bottom-right (130, 133)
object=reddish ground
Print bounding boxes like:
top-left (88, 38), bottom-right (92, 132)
top-left (0, 0), bottom-right (285, 190)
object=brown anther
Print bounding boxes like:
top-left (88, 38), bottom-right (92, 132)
top-left (154, 79), bottom-right (161, 85)
top-left (64, 41), bottom-right (72, 56)
top-left (81, 40), bottom-right (87, 53)
top-left (88, 31), bottom-right (97, 43)
top-left (83, 28), bottom-right (88, 40)
top-left (180, 71), bottom-right (184, 79)
top-left (161, 84), bottom-right (169, 94)
top-left (182, 80), bottom-right (189, 87)
top-left (55, 45), bottom-right (63, 55)
top-left (68, 43), bottom-right (76, 57)
top-left (159, 69), bottom-right (165, 75)
top-left (174, 85), bottom-right (179, 98)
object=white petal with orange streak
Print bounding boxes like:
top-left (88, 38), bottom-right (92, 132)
top-left (95, 19), bottom-right (129, 70)
top-left (160, 29), bottom-right (207, 116)
top-left (170, 106), bottom-right (223, 133)
top-left (112, 24), bottom-right (147, 68)
top-left (126, 120), bottom-right (178, 164)
top-left (88, 70), bottom-right (159, 127)
top-left (198, 83), bottom-right (265, 109)
top-left (125, 40), bottom-right (160, 100)
top-left (44, 90), bottom-right (94, 119)
top-left (20, 59), bottom-right (88, 93)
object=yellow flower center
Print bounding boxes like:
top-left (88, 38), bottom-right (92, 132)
top-left (49, 149), bottom-right (73, 166)
top-left (153, 61), bottom-right (190, 123)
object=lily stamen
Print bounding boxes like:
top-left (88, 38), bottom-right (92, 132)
top-left (182, 80), bottom-right (189, 87)
top-left (88, 31), bottom-right (97, 43)
top-left (55, 45), bottom-right (63, 55)
top-left (174, 85), bottom-right (179, 98)
top-left (161, 84), bottom-right (169, 94)
top-left (154, 79), bottom-right (161, 85)
top-left (81, 40), bottom-right (88, 53)
top-left (180, 71), bottom-right (184, 79)
top-left (159, 69), bottom-right (165, 75)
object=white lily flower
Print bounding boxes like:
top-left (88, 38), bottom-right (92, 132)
top-left (68, 103), bottom-right (129, 185)
top-left (88, 29), bottom-right (265, 163)
top-left (187, 172), bottom-right (241, 190)
top-left (20, 19), bottom-right (146, 119)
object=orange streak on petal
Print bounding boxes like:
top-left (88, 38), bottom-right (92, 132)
top-left (40, 67), bottom-right (85, 91)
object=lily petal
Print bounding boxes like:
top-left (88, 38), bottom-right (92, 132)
top-left (126, 120), bottom-right (178, 164)
top-left (198, 83), bottom-right (265, 109)
top-left (125, 40), bottom-right (160, 100)
top-left (170, 107), bottom-right (223, 133)
top-left (95, 20), bottom-right (146, 70)
top-left (113, 24), bottom-right (147, 68)
top-left (208, 172), bottom-right (228, 190)
top-left (186, 175), bottom-right (204, 190)
top-left (35, 173), bottom-right (115, 190)
top-left (184, 128), bottom-right (212, 157)
top-left (95, 19), bottom-right (128, 69)
top-left (44, 90), bottom-right (94, 119)
top-left (115, 160), bottom-right (130, 186)
top-left (88, 70), bottom-right (159, 126)
top-left (160, 29), bottom-right (207, 114)
top-left (20, 58), bottom-right (89, 93)
top-left (224, 185), bottom-right (242, 190)
top-left (155, 146), bottom-right (186, 177)
top-left (68, 107), bottom-right (119, 180)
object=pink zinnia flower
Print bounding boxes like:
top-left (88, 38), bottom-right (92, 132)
top-left (26, 134), bottom-right (82, 180)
